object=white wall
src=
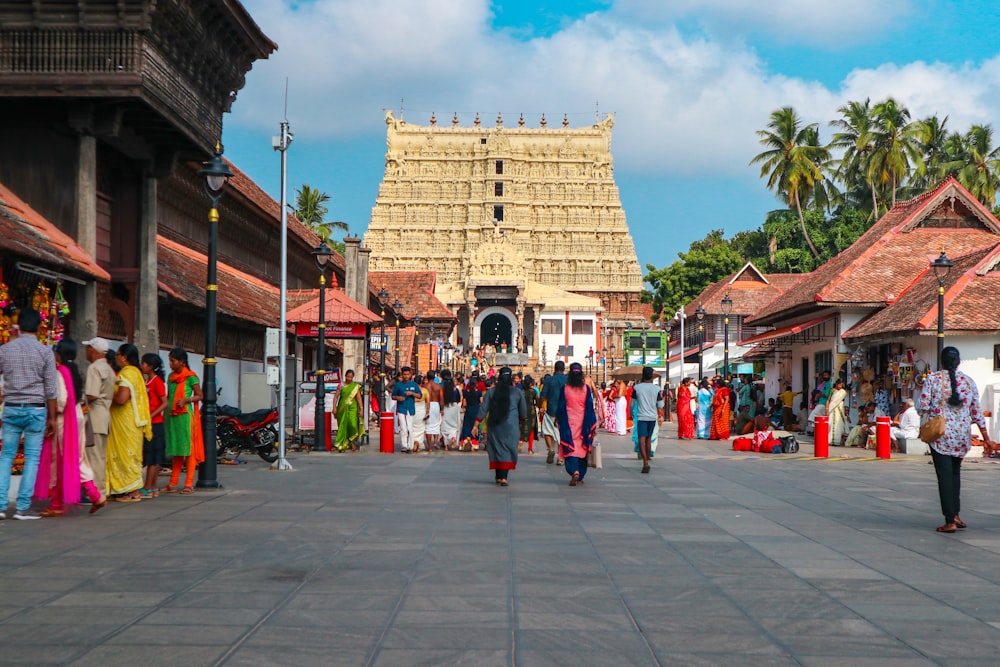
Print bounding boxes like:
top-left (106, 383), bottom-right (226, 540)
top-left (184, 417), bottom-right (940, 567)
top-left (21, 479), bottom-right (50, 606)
top-left (537, 311), bottom-right (598, 366)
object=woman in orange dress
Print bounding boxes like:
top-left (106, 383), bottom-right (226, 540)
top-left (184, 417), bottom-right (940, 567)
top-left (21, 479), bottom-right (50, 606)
top-left (710, 379), bottom-right (731, 440)
top-left (677, 378), bottom-right (695, 439)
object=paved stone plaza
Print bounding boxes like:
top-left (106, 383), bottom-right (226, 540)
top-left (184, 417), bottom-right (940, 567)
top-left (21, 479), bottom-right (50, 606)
top-left (2, 429), bottom-right (1000, 666)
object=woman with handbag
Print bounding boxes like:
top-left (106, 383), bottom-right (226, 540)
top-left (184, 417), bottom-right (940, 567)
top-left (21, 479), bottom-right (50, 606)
top-left (918, 347), bottom-right (993, 534)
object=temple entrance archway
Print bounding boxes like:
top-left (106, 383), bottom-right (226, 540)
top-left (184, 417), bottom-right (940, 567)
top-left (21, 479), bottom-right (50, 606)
top-left (480, 313), bottom-right (512, 348)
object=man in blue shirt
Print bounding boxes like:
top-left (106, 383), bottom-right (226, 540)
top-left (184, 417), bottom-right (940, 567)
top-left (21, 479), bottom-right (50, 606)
top-left (391, 367), bottom-right (421, 453)
top-left (540, 361), bottom-right (567, 464)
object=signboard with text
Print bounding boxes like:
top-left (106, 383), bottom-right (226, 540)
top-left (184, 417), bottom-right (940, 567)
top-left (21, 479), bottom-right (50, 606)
top-left (295, 322), bottom-right (367, 339)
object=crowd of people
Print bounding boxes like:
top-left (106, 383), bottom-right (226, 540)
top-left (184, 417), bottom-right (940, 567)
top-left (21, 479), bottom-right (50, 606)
top-left (0, 307), bottom-right (204, 519)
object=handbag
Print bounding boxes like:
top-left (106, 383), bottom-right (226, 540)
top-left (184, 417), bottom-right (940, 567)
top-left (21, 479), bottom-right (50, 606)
top-left (587, 442), bottom-right (603, 469)
top-left (919, 384), bottom-right (947, 444)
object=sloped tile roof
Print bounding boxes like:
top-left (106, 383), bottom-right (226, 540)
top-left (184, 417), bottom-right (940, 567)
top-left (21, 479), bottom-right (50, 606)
top-left (221, 158), bottom-right (347, 274)
top-left (0, 181), bottom-right (110, 282)
top-left (369, 326), bottom-right (416, 371)
top-left (369, 271), bottom-right (457, 321)
top-left (748, 177), bottom-right (1000, 325)
top-left (158, 235), bottom-right (277, 326)
top-left (684, 262), bottom-right (804, 318)
top-left (285, 287), bottom-right (381, 325)
top-left (843, 243), bottom-right (1000, 340)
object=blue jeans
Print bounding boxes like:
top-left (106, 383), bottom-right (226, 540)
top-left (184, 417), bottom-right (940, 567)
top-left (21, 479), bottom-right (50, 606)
top-left (0, 406), bottom-right (47, 511)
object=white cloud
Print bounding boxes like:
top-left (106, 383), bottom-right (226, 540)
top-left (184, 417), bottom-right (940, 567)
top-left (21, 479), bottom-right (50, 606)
top-left (232, 0), bottom-right (1000, 181)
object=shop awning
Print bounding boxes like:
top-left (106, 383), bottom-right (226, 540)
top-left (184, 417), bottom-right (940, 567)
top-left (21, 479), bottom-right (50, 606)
top-left (737, 314), bottom-right (836, 346)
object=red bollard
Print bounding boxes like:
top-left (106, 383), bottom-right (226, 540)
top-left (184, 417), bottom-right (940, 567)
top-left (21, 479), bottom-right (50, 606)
top-left (379, 412), bottom-right (395, 453)
top-left (875, 416), bottom-right (891, 459)
top-left (325, 412), bottom-right (333, 451)
top-left (814, 415), bottom-right (829, 458)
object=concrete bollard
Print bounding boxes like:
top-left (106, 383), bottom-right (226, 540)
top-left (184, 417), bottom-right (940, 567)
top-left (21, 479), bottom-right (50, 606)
top-left (875, 416), bottom-right (891, 459)
top-left (814, 415), bottom-right (829, 458)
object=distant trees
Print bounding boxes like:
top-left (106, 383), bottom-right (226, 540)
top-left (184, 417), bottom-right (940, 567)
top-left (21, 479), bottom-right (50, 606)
top-left (293, 184), bottom-right (349, 242)
top-left (645, 96), bottom-right (1000, 320)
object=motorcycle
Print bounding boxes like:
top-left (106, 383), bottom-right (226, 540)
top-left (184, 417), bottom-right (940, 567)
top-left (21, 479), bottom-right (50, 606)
top-left (216, 406), bottom-right (279, 463)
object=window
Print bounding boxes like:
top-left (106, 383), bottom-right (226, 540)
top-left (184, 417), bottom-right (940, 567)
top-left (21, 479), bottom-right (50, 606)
top-left (494, 182), bottom-right (503, 197)
top-left (495, 160), bottom-right (504, 174)
top-left (493, 204), bottom-right (504, 221)
top-left (541, 319), bottom-right (562, 334)
top-left (814, 351), bottom-right (832, 375)
top-left (571, 320), bottom-right (593, 335)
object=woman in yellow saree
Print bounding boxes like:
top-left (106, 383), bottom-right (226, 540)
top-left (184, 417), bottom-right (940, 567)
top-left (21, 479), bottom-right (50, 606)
top-left (107, 344), bottom-right (152, 502)
top-left (334, 369), bottom-right (365, 451)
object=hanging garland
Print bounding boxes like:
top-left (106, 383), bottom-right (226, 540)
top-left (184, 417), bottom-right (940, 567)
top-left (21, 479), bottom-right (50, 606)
top-left (0, 267), bottom-right (10, 344)
top-left (31, 282), bottom-right (50, 343)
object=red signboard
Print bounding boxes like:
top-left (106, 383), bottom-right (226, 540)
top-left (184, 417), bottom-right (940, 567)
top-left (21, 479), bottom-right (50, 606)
top-left (295, 322), bottom-right (367, 339)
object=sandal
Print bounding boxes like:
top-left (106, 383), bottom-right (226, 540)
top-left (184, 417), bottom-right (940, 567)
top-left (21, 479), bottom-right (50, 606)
top-left (936, 524), bottom-right (957, 533)
top-left (161, 486), bottom-right (178, 493)
top-left (954, 518), bottom-right (967, 529)
top-left (569, 472), bottom-right (580, 487)
top-left (179, 487), bottom-right (194, 495)
top-left (498, 479), bottom-right (508, 486)
top-left (39, 508), bottom-right (64, 518)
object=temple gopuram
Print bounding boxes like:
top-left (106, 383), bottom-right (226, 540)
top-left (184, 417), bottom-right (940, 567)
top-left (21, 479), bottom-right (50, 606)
top-left (363, 111), bottom-right (644, 365)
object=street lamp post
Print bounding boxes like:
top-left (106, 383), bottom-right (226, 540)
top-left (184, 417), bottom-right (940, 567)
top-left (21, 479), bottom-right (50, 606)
top-left (721, 294), bottom-right (733, 381)
top-left (664, 320), bottom-right (674, 386)
top-left (675, 308), bottom-right (686, 385)
top-left (392, 299), bottom-right (403, 371)
top-left (931, 251), bottom-right (953, 370)
top-left (312, 240), bottom-right (334, 452)
top-left (640, 324), bottom-right (647, 367)
top-left (195, 144), bottom-right (232, 489)
top-left (413, 314), bottom-right (422, 374)
top-left (610, 342), bottom-right (616, 371)
top-left (601, 346), bottom-right (608, 384)
top-left (377, 287), bottom-right (389, 381)
top-left (695, 305), bottom-right (706, 381)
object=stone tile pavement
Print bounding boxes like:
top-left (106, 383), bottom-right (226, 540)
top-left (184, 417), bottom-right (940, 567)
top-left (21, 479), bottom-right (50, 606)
top-left (2, 425), bottom-right (1000, 666)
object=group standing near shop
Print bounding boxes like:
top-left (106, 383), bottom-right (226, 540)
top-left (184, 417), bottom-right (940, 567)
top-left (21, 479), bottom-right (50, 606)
top-left (0, 307), bottom-right (206, 519)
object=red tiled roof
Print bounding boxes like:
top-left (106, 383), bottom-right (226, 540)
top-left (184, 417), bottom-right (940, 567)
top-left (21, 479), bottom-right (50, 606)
top-left (221, 158), bottom-right (347, 274)
top-left (843, 243), bottom-right (1000, 340)
top-left (369, 326), bottom-right (416, 371)
top-left (0, 181), bottom-right (110, 282)
top-left (369, 271), bottom-right (457, 321)
top-left (285, 287), bottom-right (381, 325)
top-left (158, 235), bottom-right (278, 326)
top-left (748, 177), bottom-right (1000, 325)
top-left (683, 263), bottom-right (804, 318)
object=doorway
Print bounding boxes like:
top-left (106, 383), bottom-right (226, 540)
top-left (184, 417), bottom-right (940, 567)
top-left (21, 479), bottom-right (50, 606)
top-left (480, 313), bottom-right (512, 348)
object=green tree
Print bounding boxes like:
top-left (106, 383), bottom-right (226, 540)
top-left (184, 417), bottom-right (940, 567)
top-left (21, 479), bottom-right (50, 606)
top-left (948, 124), bottom-right (1000, 207)
top-left (750, 107), bottom-right (828, 258)
top-left (643, 230), bottom-right (743, 321)
top-left (830, 98), bottom-right (879, 215)
top-left (868, 98), bottom-right (924, 209)
top-left (913, 114), bottom-right (951, 191)
top-left (293, 184), bottom-right (349, 241)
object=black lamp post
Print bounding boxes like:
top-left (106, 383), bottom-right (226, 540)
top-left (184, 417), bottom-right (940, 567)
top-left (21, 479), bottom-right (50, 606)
top-left (640, 324), bottom-right (648, 367)
top-left (413, 314), bottom-right (422, 374)
top-left (664, 319), bottom-right (674, 386)
top-left (377, 287), bottom-right (389, 380)
top-left (195, 144), bottom-right (232, 489)
top-left (695, 305), bottom-right (706, 381)
top-left (610, 342), bottom-right (616, 371)
top-left (931, 251), bottom-right (953, 370)
top-left (312, 239), bottom-right (334, 452)
top-left (392, 299), bottom-right (403, 371)
top-left (601, 346), bottom-right (608, 384)
top-left (721, 294), bottom-right (733, 381)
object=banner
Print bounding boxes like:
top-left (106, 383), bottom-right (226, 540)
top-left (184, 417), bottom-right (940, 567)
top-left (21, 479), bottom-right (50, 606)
top-left (295, 322), bottom-right (367, 339)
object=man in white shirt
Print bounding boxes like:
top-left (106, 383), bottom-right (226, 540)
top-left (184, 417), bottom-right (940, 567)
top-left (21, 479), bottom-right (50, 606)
top-left (83, 337), bottom-right (115, 496)
top-left (891, 398), bottom-right (920, 442)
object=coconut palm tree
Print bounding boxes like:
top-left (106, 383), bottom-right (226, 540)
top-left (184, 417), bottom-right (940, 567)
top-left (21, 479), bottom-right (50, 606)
top-left (914, 114), bottom-right (951, 189)
top-left (868, 98), bottom-right (924, 209)
top-left (293, 184), bottom-right (349, 241)
top-left (750, 106), bottom-right (828, 258)
top-left (951, 124), bottom-right (1000, 207)
top-left (830, 98), bottom-right (879, 214)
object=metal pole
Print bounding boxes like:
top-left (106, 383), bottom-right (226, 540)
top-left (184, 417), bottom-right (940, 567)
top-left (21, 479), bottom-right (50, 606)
top-left (314, 273), bottom-right (327, 451)
top-left (723, 315), bottom-right (729, 382)
top-left (395, 315), bottom-right (400, 371)
top-left (273, 120), bottom-right (292, 470)
top-left (698, 320), bottom-right (704, 381)
top-left (677, 310), bottom-right (685, 385)
top-left (198, 198), bottom-right (221, 488)
top-left (937, 283), bottom-right (945, 370)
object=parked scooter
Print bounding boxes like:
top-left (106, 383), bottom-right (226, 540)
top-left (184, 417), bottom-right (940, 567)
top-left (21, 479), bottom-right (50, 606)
top-left (216, 405), bottom-right (279, 463)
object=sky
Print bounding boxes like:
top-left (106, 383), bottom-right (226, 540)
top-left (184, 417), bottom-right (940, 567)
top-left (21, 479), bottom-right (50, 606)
top-left (223, 0), bottom-right (1000, 276)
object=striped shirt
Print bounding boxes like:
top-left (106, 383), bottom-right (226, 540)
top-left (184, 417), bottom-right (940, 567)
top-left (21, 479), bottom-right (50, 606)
top-left (0, 334), bottom-right (58, 403)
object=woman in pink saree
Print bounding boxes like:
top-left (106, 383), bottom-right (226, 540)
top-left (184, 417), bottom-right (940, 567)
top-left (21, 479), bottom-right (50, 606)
top-left (35, 338), bottom-right (106, 516)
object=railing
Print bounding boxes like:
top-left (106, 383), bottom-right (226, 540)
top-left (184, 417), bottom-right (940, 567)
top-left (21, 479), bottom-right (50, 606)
top-left (0, 29), bottom-right (139, 74)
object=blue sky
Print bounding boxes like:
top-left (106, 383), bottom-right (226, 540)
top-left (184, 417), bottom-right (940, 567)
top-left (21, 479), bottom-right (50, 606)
top-left (225, 0), bottom-right (1000, 276)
